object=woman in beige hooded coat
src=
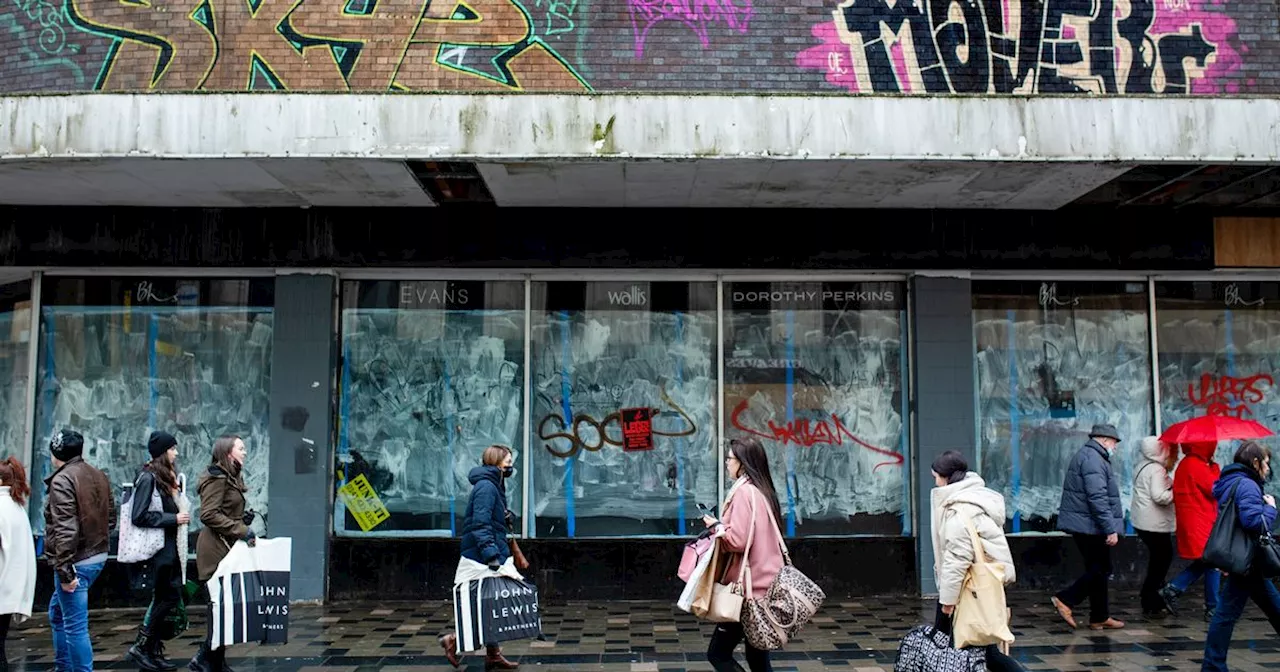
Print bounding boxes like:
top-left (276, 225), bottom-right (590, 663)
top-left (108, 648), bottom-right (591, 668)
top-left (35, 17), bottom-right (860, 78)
top-left (930, 451), bottom-right (1024, 672)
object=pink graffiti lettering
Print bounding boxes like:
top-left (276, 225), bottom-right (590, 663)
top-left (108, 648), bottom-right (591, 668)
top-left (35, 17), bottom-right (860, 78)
top-left (730, 399), bottom-right (904, 472)
top-left (627, 0), bottom-right (752, 58)
top-left (796, 0), bottom-right (1241, 95)
top-left (1187, 372), bottom-right (1274, 419)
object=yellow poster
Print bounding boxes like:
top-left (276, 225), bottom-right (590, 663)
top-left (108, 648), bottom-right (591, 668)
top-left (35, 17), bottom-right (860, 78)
top-left (337, 474), bottom-right (391, 532)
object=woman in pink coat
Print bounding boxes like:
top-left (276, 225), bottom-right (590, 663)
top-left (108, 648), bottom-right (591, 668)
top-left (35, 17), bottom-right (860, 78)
top-left (701, 437), bottom-right (785, 672)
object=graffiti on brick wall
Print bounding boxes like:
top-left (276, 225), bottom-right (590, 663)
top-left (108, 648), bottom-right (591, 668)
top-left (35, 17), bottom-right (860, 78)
top-left (628, 0), bottom-right (753, 58)
top-left (55, 0), bottom-right (589, 92)
top-left (1, 0), bottom-right (101, 87)
top-left (797, 0), bottom-right (1243, 94)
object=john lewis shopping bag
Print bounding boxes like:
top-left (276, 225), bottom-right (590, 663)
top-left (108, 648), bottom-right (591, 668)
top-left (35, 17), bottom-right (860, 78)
top-left (453, 575), bottom-right (542, 653)
top-left (208, 537), bottom-right (292, 649)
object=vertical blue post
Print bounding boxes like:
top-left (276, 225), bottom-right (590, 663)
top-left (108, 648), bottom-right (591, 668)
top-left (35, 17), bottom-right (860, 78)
top-left (559, 311), bottom-right (576, 538)
top-left (338, 337), bottom-right (352, 487)
top-left (148, 313), bottom-right (158, 429)
top-left (784, 310), bottom-right (797, 537)
top-left (39, 308), bottom-right (57, 537)
top-left (444, 364), bottom-right (458, 536)
top-left (675, 312), bottom-right (686, 535)
top-left (1006, 309), bottom-right (1021, 533)
top-left (899, 310), bottom-right (911, 536)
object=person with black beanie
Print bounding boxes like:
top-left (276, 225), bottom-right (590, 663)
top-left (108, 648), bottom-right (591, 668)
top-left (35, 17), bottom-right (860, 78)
top-left (126, 431), bottom-right (190, 672)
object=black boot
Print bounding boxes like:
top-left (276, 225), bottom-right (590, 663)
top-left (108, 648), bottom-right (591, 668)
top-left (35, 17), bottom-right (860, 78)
top-left (188, 644), bottom-right (213, 672)
top-left (128, 630), bottom-right (166, 672)
top-left (209, 645), bottom-right (235, 672)
top-left (151, 637), bottom-right (177, 672)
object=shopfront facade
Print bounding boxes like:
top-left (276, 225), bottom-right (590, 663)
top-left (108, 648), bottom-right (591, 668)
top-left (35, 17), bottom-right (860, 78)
top-left (3, 211), bottom-right (1276, 604)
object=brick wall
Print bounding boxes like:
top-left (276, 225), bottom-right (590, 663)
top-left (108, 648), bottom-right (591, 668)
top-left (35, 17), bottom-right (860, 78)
top-left (1, 0), bottom-right (1277, 94)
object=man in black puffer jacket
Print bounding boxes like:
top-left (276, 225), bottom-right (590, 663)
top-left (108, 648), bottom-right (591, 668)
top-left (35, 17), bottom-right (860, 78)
top-left (1051, 423), bottom-right (1126, 632)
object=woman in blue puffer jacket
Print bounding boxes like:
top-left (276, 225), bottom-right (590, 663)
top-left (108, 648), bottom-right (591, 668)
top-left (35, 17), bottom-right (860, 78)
top-left (1201, 440), bottom-right (1280, 672)
top-left (439, 445), bottom-right (520, 671)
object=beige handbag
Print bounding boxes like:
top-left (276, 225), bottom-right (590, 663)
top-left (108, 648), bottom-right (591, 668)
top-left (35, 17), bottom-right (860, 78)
top-left (690, 494), bottom-right (756, 623)
top-left (952, 514), bottom-right (1015, 649)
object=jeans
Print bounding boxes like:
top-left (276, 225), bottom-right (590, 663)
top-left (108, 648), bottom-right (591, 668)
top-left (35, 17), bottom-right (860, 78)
top-left (1201, 573), bottom-right (1280, 672)
top-left (707, 622), bottom-right (772, 672)
top-left (49, 559), bottom-right (104, 672)
top-left (934, 604), bottom-right (1025, 672)
top-left (1136, 530), bottom-right (1175, 612)
top-left (1055, 534), bottom-right (1112, 624)
top-left (1169, 560), bottom-right (1222, 611)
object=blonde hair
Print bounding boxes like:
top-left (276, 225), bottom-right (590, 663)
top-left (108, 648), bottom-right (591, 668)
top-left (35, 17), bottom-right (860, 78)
top-left (482, 445), bottom-right (513, 467)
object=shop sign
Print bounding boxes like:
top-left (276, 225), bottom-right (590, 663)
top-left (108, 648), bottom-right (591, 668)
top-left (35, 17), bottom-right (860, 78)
top-left (620, 407), bottom-right (654, 451)
top-left (728, 282), bottom-right (902, 311)
top-left (337, 473), bottom-right (392, 532)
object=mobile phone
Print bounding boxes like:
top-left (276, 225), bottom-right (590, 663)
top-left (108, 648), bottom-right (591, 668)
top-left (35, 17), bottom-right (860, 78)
top-left (697, 503), bottom-right (719, 518)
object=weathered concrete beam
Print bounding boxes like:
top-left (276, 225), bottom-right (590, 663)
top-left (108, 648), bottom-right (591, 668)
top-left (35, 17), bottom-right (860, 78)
top-left (1, 94), bottom-right (1277, 162)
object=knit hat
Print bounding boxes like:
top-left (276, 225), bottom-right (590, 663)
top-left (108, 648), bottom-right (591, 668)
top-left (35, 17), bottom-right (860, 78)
top-left (49, 429), bottom-right (84, 462)
top-left (148, 431), bottom-right (178, 459)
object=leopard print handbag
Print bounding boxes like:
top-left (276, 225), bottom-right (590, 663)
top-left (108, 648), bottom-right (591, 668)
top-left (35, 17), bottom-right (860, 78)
top-left (741, 496), bottom-right (827, 651)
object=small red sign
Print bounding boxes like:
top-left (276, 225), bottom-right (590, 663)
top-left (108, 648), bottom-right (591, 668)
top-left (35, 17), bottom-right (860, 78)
top-left (621, 407), bottom-right (654, 452)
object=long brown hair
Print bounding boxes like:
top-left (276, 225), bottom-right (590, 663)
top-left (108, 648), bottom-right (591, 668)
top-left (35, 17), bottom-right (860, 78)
top-left (211, 434), bottom-right (243, 477)
top-left (145, 453), bottom-right (179, 495)
top-left (0, 456), bottom-right (30, 506)
top-left (729, 437), bottom-right (784, 530)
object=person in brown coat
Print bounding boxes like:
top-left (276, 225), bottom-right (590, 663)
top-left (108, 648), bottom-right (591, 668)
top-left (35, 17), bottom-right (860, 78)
top-left (188, 435), bottom-right (256, 672)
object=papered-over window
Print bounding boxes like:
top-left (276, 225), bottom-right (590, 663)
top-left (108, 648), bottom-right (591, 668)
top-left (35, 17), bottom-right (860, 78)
top-left (1156, 281), bottom-right (1280, 498)
top-left (724, 282), bottom-right (910, 537)
top-left (32, 277), bottom-right (274, 542)
top-left (973, 280), bottom-right (1154, 533)
top-left (335, 280), bottom-right (526, 537)
top-left (528, 281), bottom-right (718, 538)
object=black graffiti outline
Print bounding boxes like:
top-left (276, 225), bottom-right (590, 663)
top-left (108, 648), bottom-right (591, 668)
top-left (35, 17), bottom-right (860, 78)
top-left (539, 385), bottom-right (696, 459)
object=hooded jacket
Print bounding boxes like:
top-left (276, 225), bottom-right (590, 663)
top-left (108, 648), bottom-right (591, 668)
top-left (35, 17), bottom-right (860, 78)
top-left (460, 465), bottom-right (511, 567)
top-left (1174, 442), bottom-right (1220, 559)
top-left (0, 486), bottom-right (36, 621)
top-left (931, 472), bottom-right (1017, 607)
top-left (196, 464), bottom-right (249, 581)
top-left (1057, 439), bottom-right (1124, 536)
top-left (1131, 440), bottom-right (1175, 533)
top-left (1213, 463), bottom-right (1277, 537)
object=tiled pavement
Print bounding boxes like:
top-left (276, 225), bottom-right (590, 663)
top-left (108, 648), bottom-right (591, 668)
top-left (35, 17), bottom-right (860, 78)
top-left (7, 590), bottom-right (1278, 672)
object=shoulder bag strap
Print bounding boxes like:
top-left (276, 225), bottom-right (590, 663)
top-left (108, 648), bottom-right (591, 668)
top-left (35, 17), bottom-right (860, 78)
top-left (760, 493), bottom-right (793, 566)
top-left (960, 513), bottom-right (989, 563)
top-left (733, 489), bottom-right (758, 590)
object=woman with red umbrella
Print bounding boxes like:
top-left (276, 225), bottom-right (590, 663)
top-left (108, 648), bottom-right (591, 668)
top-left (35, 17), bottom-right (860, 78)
top-left (1160, 441), bottom-right (1221, 621)
top-left (1156, 414), bottom-right (1274, 621)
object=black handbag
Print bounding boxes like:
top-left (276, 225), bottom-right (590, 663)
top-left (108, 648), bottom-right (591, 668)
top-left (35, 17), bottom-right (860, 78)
top-left (1202, 480), bottom-right (1280, 577)
top-left (894, 625), bottom-right (985, 672)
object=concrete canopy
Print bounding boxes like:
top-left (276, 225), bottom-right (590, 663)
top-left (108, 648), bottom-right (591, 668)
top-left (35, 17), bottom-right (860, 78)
top-left (1, 93), bottom-right (1277, 207)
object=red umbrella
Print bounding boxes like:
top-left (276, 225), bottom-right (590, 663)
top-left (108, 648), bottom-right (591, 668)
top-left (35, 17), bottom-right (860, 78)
top-left (1159, 414), bottom-right (1274, 444)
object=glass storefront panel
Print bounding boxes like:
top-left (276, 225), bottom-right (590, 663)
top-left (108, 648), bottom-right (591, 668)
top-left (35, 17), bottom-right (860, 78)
top-left (1156, 281), bottom-right (1280, 497)
top-left (0, 279), bottom-right (33, 463)
top-left (724, 282), bottom-right (909, 536)
top-left (973, 280), bottom-right (1153, 533)
top-left (529, 281), bottom-right (717, 537)
top-left (31, 277), bottom-right (274, 539)
top-left (335, 280), bottom-right (526, 536)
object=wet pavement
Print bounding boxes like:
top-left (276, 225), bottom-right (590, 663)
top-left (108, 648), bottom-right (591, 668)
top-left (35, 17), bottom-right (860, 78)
top-left (6, 589), bottom-right (1277, 671)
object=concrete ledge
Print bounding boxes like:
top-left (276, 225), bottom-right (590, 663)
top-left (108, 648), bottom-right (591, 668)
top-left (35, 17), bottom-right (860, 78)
top-left (1, 94), bottom-right (1278, 162)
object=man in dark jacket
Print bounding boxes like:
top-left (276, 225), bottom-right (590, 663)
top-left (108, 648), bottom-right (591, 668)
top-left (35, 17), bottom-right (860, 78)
top-left (43, 429), bottom-right (115, 672)
top-left (1051, 423), bottom-right (1126, 631)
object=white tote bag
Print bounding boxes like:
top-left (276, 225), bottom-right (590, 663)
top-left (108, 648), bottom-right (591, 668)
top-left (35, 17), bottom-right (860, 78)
top-left (208, 537), bottom-right (293, 649)
top-left (117, 483), bottom-right (165, 564)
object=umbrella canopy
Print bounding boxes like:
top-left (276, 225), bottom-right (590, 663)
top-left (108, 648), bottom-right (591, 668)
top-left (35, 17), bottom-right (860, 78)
top-left (1159, 415), bottom-right (1274, 444)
